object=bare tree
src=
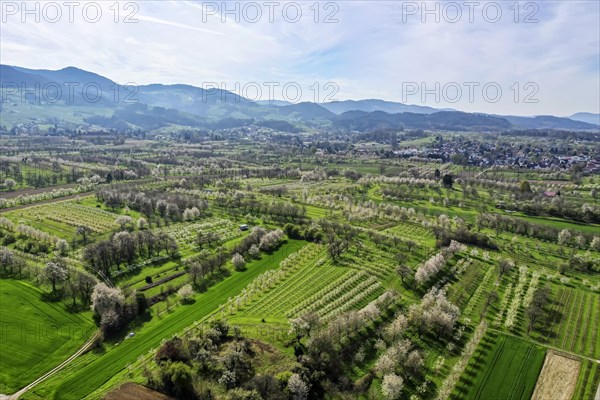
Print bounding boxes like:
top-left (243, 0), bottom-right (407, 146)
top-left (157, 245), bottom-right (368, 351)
top-left (481, 290), bottom-right (499, 317)
top-left (76, 225), bottom-right (92, 245)
top-left (77, 272), bottom-right (96, 305)
top-left (497, 259), bottom-right (515, 281)
top-left (397, 265), bottom-right (413, 284)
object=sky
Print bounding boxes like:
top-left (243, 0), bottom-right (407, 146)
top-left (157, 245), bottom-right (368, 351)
top-left (1, 0), bottom-right (599, 116)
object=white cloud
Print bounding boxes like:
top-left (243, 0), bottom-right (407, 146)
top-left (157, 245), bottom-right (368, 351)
top-left (1, 0), bottom-right (598, 115)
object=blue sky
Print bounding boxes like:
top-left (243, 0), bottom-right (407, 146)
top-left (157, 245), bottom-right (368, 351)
top-left (1, 0), bottom-right (599, 116)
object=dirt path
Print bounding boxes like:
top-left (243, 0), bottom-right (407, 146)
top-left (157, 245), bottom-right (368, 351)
top-left (7, 330), bottom-right (100, 400)
top-left (0, 190), bottom-right (96, 213)
top-left (0, 183), bottom-right (81, 200)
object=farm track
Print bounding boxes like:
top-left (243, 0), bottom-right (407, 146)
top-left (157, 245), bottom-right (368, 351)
top-left (0, 183), bottom-right (81, 200)
top-left (508, 346), bottom-right (533, 400)
top-left (8, 330), bottom-right (101, 400)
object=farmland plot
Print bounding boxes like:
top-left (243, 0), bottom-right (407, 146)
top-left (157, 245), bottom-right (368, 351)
top-left (454, 333), bottom-right (545, 400)
top-left (7, 200), bottom-right (119, 235)
top-left (573, 359), bottom-right (600, 400)
top-left (447, 262), bottom-right (485, 310)
top-left (542, 286), bottom-right (600, 359)
top-left (531, 351), bottom-right (580, 400)
top-left (382, 221), bottom-right (436, 247)
top-left (0, 279), bottom-right (95, 394)
top-left (34, 240), bottom-right (306, 400)
top-left (158, 217), bottom-right (243, 250)
top-left (236, 244), bottom-right (384, 321)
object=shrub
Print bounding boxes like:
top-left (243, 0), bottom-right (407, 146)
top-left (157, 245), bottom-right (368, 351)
top-left (232, 253), bottom-right (246, 271)
top-left (177, 284), bottom-right (195, 303)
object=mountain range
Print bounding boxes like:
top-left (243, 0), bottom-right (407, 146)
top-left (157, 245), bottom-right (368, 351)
top-left (1, 65), bottom-right (598, 133)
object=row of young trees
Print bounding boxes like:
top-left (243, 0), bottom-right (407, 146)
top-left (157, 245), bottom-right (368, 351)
top-left (212, 192), bottom-right (307, 222)
top-left (414, 241), bottom-right (466, 285)
top-left (477, 213), bottom-right (599, 245)
top-left (186, 227), bottom-right (285, 289)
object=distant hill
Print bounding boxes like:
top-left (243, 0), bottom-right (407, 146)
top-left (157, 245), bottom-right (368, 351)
top-left (568, 112), bottom-right (600, 126)
top-left (255, 100), bottom-right (291, 107)
top-left (500, 115), bottom-right (598, 130)
top-left (0, 65), bottom-right (51, 87)
top-left (1, 64), bottom-right (598, 132)
top-left (13, 65), bottom-right (116, 92)
top-left (333, 110), bottom-right (512, 132)
top-left (278, 102), bottom-right (335, 120)
top-left (321, 99), bottom-right (451, 115)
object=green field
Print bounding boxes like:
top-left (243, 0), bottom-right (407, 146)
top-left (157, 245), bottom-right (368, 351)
top-left (573, 359), bottom-right (600, 400)
top-left (32, 240), bottom-right (305, 400)
top-left (453, 333), bottom-right (546, 400)
top-left (0, 280), bottom-right (95, 394)
top-left (236, 244), bottom-right (384, 321)
top-left (533, 286), bottom-right (600, 359)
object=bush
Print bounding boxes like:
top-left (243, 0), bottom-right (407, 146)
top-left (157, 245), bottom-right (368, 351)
top-left (248, 244), bottom-right (260, 259)
top-left (2, 234), bottom-right (15, 245)
top-left (177, 284), bottom-right (195, 303)
top-left (232, 253), bottom-right (246, 271)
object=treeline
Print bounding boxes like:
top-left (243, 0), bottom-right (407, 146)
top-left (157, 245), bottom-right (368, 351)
top-left (498, 199), bottom-right (600, 224)
top-left (477, 213), bottom-right (597, 243)
top-left (91, 282), bottom-right (149, 336)
top-left (283, 223), bottom-right (324, 242)
top-left (213, 193), bottom-right (306, 222)
top-left (186, 227), bottom-right (285, 290)
top-left (96, 188), bottom-right (208, 224)
top-left (0, 248), bottom-right (98, 309)
top-left (83, 230), bottom-right (178, 278)
top-left (231, 227), bottom-right (285, 257)
top-left (434, 226), bottom-right (497, 249)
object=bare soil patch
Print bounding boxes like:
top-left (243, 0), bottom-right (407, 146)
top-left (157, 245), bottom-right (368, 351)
top-left (531, 351), bottom-right (580, 400)
top-left (103, 383), bottom-right (172, 400)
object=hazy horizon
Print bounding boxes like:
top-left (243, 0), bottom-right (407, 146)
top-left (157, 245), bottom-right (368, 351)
top-left (1, 1), bottom-right (599, 116)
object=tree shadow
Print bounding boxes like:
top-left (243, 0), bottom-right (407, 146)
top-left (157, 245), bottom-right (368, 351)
top-left (65, 302), bottom-right (89, 313)
top-left (41, 291), bottom-right (64, 303)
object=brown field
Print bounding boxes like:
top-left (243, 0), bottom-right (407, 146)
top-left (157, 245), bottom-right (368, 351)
top-left (531, 351), bottom-right (580, 400)
top-left (104, 383), bottom-right (172, 400)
